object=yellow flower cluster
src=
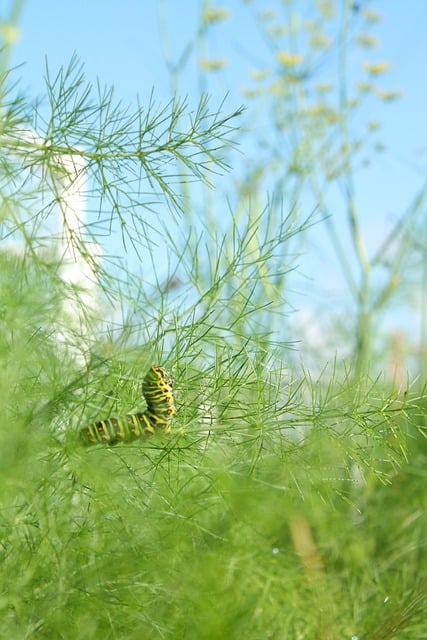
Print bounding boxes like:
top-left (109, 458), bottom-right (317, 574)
top-left (276, 51), bottom-right (303, 67)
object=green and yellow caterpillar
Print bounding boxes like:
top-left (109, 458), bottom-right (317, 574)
top-left (80, 365), bottom-right (175, 445)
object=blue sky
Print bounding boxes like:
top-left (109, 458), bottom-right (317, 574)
top-left (7, 1), bottom-right (426, 155)
top-left (3, 1), bottom-right (426, 358)
top-left (7, 1), bottom-right (426, 216)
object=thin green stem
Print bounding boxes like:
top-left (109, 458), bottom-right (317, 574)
top-left (338, 0), bottom-right (371, 376)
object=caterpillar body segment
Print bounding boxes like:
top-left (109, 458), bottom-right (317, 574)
top-left (80, 365), bottom-right (175, 446)
top-left (80, 412), bottom-right (154, 446)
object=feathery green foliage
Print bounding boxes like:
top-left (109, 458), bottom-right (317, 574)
top-left (0, 2), bottom-right (426, 639)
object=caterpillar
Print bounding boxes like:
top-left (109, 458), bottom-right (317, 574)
top-left (80, 365), bottom-right (175, 446)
